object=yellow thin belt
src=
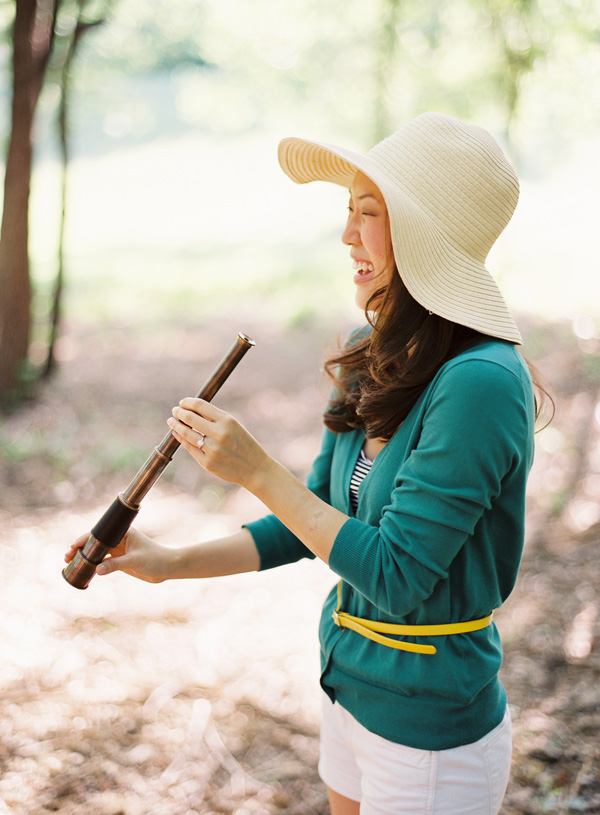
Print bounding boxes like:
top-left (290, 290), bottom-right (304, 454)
top-left (333, 582), bottom-right (493, 655)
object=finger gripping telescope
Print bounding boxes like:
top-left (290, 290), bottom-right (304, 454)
top-left (62, 332), bottom-right (255, 590)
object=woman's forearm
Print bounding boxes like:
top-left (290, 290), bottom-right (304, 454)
top-left (72, 526), bottom-right (262, 583)
top-left (247, 457), bottom-right (348, 564)
top-left (166, 527), bottom-right (261, 579)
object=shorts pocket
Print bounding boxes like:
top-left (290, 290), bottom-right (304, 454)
top-left (482, 711), bottom-right (512, 815)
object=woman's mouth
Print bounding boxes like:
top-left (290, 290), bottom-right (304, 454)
top-left (353, 259), bottom-right (375, 283)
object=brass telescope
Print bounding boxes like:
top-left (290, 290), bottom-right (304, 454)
top-left (62, 332), bottom-right (255, 590)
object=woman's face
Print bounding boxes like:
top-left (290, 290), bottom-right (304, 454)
top-left (342, 171), bottom-right (394, 312)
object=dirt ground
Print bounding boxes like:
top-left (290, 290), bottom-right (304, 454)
top-left (0, 310), bottom-right (599, 814)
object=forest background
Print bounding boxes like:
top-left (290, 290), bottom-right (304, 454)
top-left (1, 0), bottom-right (600, 813)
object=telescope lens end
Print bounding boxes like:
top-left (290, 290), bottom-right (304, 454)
top-left (62, 534), bottom-right (109, 590)
top-left (237, 333), bottom-right (256, 347)
top-left (62, 552), bottom-right (93, 589)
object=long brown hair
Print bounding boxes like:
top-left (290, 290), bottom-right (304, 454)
top-left (324, 271), bottom-right (553, 439)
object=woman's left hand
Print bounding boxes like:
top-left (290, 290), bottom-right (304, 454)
top-left (167, 398), bottom-right (271, 491)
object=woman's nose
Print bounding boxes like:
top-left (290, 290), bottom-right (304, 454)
top-left (341, 215), bottom-right (359, 246)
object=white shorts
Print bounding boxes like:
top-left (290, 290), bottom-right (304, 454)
top-left (318, 693), bottom-right (512, 815)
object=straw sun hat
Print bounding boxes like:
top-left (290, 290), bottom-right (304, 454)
top-left (278, 112), bottom-right (521, 344)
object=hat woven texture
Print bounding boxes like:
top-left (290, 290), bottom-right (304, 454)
top-left (278, 112), bottom-right (521, 344)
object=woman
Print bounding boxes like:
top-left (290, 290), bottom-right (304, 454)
top-left (66, 113), bottom-right (542, 814)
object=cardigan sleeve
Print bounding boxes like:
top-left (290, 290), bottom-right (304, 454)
top-left (328, 357), bottom-right (534, 617)
top-left (243, 426), bottom-right (337, 570)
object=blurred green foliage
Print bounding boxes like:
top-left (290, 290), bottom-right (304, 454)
top-left (23, 0), bottom-right (600, 159)
top-left (2, 0), bottom-right (600, 349)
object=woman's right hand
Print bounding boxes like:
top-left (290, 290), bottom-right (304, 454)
top-left (64, 527), bottom-right (173, 584)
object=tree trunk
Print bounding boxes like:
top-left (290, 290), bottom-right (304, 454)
top-left (0, 0), bottom-right (58, 407)
top-left (45, 11), bottom-right (104, 377)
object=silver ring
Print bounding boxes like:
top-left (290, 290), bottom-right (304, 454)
top-left (197, 433), bottom-right (206, 450)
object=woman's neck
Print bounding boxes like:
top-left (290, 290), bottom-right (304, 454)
top-left (363, 437), bottom-right (387, 461)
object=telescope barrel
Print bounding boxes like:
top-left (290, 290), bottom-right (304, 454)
top-left (62, 332), bottom-right (255, 590)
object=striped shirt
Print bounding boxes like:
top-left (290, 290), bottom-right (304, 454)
top-left (349, 448), bottom-right (373, 512)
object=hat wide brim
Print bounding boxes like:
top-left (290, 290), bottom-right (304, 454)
top-left (278, 137), bottom-right (522, 345)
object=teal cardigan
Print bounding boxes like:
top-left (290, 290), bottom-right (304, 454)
top-left (245, 339), bottom-right (535, 750)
